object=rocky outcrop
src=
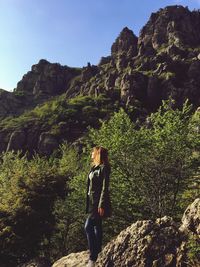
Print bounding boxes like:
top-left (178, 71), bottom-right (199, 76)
top-left (15, 59), bottom-right (81, 101)
top-left (0, 60), bottom-right (81, 119)
top-left (37, 132), bottom-right (59, 156)
top-left (52, 199), bottom-right (200, 267)
top-left (180, 198), bottom-right (200, 236)
top-left (67, 5), bottom-right (200, 110)
top-left (111, 27), bottom-right (138, 72)
top-left (138, 5), bottom-right (200, 56)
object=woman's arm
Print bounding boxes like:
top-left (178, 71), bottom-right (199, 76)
top-left (98, 165), bottom-right (110, 210)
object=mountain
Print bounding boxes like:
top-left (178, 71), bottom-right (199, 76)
top-left (0, 4), bottom-right (200, 157)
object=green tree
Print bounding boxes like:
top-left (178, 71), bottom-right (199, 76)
top-left (82, 97), bottom-right (199, 230)
top-left (48, 142), bottom-right (86, 262)
top-left (0, 150), bottom-right (67, 266)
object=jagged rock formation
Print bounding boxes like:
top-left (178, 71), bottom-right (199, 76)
top-left (51, 198), bottom-right (200, 267)
top-left (15, 59), bottom-right (81, 101)
top-left (138, 5), bottom-right (200, 55)
top-left (1, 4), bottom-right (200, 156)
top-left (65, 5), bottom-right (200, 110)
top-left (0, 60), bottom-right (81, 119)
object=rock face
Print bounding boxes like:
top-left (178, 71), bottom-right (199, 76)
top-left (180, 198), bottom-right (200, 236)
top-left (0, 60), bottom-right (81, 119)
top-left (138, 5), bottom-right (200, 55)
top-left (15, 59), bottom-right (81, 101)
top-left (52, 199), bottom-right (200, 267)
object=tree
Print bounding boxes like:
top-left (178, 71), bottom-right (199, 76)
top-left (0, 150), bottom-right (67, 266)
top-left (82, 97), bottom-right (199, 227)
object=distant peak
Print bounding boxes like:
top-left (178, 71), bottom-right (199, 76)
top-left (111, 26), bottom-right (138, 56)
top-left (38, 59), bottom-right (50, 65)
top-left (118, 27), bottom-right (137, 38)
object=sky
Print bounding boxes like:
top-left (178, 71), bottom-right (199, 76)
top-left (0, 0), bottom-right (200, 91)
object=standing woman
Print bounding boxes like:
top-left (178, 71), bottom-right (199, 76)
top-left (84, 146), bottom-right (112, 267)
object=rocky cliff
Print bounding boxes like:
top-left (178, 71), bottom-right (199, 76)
top-left (1, 4), bottom-right (200, 156)
top-left (0, 60), bottom-right (81, 119)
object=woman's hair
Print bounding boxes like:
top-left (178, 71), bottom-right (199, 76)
top-left (91, 146), bottom-right (110, 167)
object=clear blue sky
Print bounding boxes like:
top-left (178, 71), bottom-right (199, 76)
top-left (0, 0), bottom-right (199, 91)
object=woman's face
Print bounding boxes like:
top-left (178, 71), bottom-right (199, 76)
top-left (91, 150), bottom-right (95, 159)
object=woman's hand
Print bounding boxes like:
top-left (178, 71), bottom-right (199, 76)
top-left (98, 207), bottom-right (104, 216)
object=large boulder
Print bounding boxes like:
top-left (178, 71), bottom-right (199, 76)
top-left (52, 199), bottom-right (200, 267)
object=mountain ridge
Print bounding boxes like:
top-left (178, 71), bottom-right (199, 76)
top-left (0, 4), bottom-right (200, 156)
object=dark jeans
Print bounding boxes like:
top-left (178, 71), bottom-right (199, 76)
top-left (84, 213), bottom-right (102, 261)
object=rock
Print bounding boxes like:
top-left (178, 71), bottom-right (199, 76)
top-left (120, 71), bottom-right (147, 105)
top-left (80, 64), bottom-right (98, 82)
top-left (52, 250), bottom-right (89, 267)
top-left (15, 59), bottom-right (81, 101)
top-left (138, 5), bottom-right (200, 56)
top-left (147, 76), bottom-right (162, 110)
top-left (111, 27), bottom-right (138, 72)
top-left (111, 27), bottom-right (138, 57)
top-left (180, 198), bottom-right (200, 236)
top-left (18, 257), bottom-right (51, 267)
top-left (98, 56), bottom-right (112, 66)
top-left (166, 44), bottom-right (188, 57)
top-left (52, 199), bottom-right (200, 267)
top-left (95, 216), bottom-right (180, 267)
top-left (38, 132), bottom-right (59, 156)
top-left (188, 61), bottom-right (200, 80)
top-left (104, 72), bottom-right (117, 90)
top-left (6, 130), bottom-right (26, 152)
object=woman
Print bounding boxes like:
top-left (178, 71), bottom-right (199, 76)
top-left (84, 146), bottom-right (112, 267)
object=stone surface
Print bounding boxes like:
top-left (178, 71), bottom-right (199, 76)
top-left (15, 59), bottom-right (81, 100)
top-left (52, 250), bottom-right (89, 267)
top-left (6, 130), bottom-right (26, 152)
top-left (180, 198), bottom-right (200, 237)
top-left (138, 5), bottom-right (200, 55)
top-left (38, 132), bottom-right (59, 156)
top-left (51, 199), bottom-right (200, 267)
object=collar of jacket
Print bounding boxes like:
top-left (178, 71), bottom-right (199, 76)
top-left (91, 163), bottom-right (104, 171)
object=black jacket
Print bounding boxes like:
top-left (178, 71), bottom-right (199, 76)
top-left (86, 163), bottom-right (112, 218)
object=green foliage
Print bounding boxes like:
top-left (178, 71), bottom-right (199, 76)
top-left (45, 142), bottom-right (85, 261)
top-left (13, 90), bottom-right (26, 98)
top-left (186, 233), bottom-right (200, 267)
top-left (0, 149), bottom-right (68, 266)
top-left (81, 97), bottom-right (199, 240)
top-left (158, 71), bottom-right (176, 80)
top-left (0, 93), bottom-right (120, 139)
top-left (142, 70), bottom-right (155, 77)
top-left (0, 93), bottom-right (199, 265)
